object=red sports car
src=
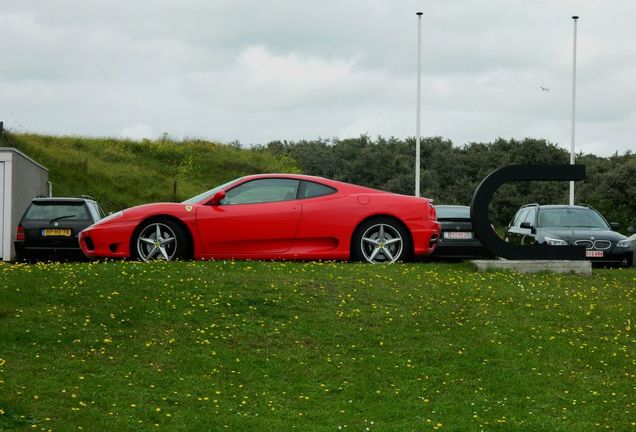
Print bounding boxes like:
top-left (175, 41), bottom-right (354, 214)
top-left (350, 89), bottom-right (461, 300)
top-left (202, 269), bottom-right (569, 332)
top-left (79, 174), bottom-right (440, 263)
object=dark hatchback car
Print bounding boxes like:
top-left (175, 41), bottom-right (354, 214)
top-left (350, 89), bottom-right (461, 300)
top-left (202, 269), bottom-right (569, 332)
top-left (15, 197), bottom-right (105, 261)
top-left (505, 204), bottom-right (633, 266)
top-left (432, 205), bottom-right (491, 259)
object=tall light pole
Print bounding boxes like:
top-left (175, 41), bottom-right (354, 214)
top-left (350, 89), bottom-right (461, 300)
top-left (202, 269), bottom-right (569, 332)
top-left (569, 16), bottom-right (579, 206)
top-left (415, 11), bottom-right (423, 197)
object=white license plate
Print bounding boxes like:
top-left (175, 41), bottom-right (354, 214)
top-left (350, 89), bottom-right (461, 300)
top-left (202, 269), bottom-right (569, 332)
top-left (444, 231), bottom-right (473, 240)
top-left (42, 228), bottom-right (72, 237)
top-left (586, 250), bottom-right (603, 258)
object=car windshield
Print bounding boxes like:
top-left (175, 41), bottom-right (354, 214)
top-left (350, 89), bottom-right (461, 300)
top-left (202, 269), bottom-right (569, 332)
top-left (182, 178), bottom-right (243, 205)
top-left (24, 202), bottom-right (90, 221)
top-left (436, 206), bottom-right (470, 219)
top-left (538, 208), bottom-right (610, 229)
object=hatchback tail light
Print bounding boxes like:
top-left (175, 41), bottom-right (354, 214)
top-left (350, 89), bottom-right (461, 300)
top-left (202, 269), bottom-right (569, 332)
top-left (16, 225), bottom-right (25, 241)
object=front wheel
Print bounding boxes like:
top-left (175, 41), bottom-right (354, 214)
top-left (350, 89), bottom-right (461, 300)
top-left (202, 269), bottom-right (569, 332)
top-left (133, 219), bottom-right (189, 262)
top-left (352, 218), bottom-right (412, 264)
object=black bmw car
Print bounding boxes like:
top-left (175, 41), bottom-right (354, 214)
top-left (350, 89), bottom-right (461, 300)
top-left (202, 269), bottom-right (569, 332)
top-left (432, 205), bottom-right (491, 259)
top-left (505, 204), bottom-right (633, 266)
top-left (14, 197), bottom-right (105, 261)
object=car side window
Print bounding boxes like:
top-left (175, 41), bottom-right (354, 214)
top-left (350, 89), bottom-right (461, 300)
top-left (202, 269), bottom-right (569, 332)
top-left (523, 208), bottom-right (537, 226)
top-left (223, 179), bottom-right (300, 205)
top-left (513, 209), bottom-right (529, 227)
top-left (299, 180), bottom-right (337, 199)
top-left (86, 202), bottom-right (104, 221)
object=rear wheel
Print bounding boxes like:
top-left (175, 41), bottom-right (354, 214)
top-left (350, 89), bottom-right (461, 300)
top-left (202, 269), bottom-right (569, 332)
top-left (352, 217), bottom-right (412, 264)
top-left (133, 219), bottom-right (189, 262)
top-left (14, 251), bottom-right (28, 263)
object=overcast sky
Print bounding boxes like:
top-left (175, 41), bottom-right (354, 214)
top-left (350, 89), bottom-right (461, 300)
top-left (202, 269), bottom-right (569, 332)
top-left (1, 0), bottom-right (635, 156)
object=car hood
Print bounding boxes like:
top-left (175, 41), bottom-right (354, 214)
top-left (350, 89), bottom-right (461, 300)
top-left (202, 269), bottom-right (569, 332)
top-left (96, 202), bottom-right (193, 225)
top-left (124, 202), bottom-right (192, 217)
top-left (540, 228), bottom-right (627, 242)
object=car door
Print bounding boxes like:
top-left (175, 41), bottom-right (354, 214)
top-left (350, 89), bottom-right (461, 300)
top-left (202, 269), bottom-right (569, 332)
top-left (195, 178), bottom-right (302, 256)
top-left (290, 180), bottom-right (344, 254)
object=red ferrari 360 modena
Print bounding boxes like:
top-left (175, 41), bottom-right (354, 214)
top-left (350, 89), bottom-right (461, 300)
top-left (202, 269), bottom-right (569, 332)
top-left (79, 174), bottom-right (440, 263)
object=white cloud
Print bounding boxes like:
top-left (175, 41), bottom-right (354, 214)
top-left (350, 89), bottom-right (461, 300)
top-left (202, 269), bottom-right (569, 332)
top-left (0, 0), bottom-right (635, 155)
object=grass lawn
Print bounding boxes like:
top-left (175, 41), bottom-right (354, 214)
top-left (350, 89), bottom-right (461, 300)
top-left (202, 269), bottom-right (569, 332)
top-left (0, 261), bottom-right (634, 431)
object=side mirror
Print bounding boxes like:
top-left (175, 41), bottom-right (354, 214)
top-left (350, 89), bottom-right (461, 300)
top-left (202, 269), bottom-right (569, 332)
top-left (610, 222), bottom-right (620, 231)
top-left (628, 226), bottom-right (636, 234)
top-left (208, 190), bottom-right (226, 206)
top-left (520, 221), bottom-right (536, 234)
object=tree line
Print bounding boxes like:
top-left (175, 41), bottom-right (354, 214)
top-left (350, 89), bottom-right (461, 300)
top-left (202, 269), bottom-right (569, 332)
top-left (262, 136), bottom-right (636, 230)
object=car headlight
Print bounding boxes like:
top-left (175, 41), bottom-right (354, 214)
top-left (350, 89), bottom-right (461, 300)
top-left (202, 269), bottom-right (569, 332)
top-left (95, 210), bottom-right (124, 225)
top-left (616, 239), bottom-right (630, 248)
top-left (544, 236), bottom-right (568, 246)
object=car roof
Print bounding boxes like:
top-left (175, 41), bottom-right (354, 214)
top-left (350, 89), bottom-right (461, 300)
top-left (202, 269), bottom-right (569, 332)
top-left (434, 205), bottom-right (469, 209)
top-left (519, 203), bottom-right (596, 211)
top-left (31, 197), bottom-right (94, 203)
top-left (538, 205), bottom-right (593, 210)
top-left (235, 173), bottom-right (383, 193)
top-left (240, 173), bottom-right (333, 183)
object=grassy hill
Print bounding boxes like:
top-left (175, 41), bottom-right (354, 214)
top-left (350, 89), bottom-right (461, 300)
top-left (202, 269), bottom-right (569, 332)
top-left (1, 260), bottom-right (634, 431)
top-left (1, 133), bottom-right (299, 212)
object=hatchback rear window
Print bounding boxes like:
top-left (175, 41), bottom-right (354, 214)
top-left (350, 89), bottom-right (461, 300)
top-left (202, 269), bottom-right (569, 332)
top-left (436, 206), bottom-right (470, 219)
top-left (24, 202), bottom-right (91, 221)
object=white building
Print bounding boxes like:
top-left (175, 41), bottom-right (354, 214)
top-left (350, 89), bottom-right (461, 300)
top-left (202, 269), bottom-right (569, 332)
top-left (0, 148), bottom-right (49, 261)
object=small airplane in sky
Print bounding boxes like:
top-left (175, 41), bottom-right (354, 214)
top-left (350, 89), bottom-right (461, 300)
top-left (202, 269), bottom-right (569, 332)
top-left (540, 86), bottom-right (550, 92)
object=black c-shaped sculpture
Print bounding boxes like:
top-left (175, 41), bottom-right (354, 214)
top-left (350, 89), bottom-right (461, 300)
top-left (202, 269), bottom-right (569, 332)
top-left (470, 164), bottom-right (587, 260)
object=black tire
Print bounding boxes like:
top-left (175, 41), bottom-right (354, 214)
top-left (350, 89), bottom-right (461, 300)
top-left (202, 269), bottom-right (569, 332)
top-left (351, 217), bottom-right (412, 263)
top-left (14, 251), bottom-right (28, 263)
top-left (132, 218), bottom-right (190, 262)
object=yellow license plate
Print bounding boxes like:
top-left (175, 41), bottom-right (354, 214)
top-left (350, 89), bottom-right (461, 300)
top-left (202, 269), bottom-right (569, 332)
top-left (42, 229), bottom-right (72, 237)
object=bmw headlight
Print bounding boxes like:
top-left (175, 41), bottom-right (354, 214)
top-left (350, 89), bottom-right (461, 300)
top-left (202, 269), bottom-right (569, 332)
top-left (616, 239), bottom-right (630, 248)
top-left (544, 236), bottom-right (568, 246)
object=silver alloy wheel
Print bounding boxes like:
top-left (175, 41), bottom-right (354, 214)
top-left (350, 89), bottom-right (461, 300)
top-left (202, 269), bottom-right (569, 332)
top-left (360, 223), bottom-right (403, 264)
top-left (136, 222), bottom-right (177, 262)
